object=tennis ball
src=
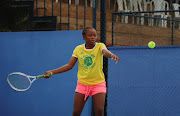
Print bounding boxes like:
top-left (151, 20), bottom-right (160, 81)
top-left (148, 41), bottom-right (155, 49)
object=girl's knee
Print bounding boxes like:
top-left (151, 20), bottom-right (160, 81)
top-left (94, 107), bottom-right (104, 115)
top-left (72, 109), bottom-right (82, 116)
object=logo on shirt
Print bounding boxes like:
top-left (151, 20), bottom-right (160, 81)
top-left (80, 51), bottom-right (83, 54)
top-left (84, 57), bottom-right (92, 66)
top-left (81, 54), bottom-right (96, 69)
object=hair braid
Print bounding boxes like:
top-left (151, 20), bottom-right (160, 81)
top-left (82, 27), bottom-right (95, 36)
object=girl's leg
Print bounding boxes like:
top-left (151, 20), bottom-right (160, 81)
top-left (72, 93), bottom-right (88, 116)
top-left (92, 93), bottom-right (106, 116)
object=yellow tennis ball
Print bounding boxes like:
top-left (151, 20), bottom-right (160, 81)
top-left (148, 41), bottom-right (155, 49)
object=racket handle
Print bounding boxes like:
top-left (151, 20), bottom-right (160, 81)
top-left (36, 73), bottom-right (51, 79)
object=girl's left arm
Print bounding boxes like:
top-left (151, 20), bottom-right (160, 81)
top-left (102, 49), bottom-right (119, 64)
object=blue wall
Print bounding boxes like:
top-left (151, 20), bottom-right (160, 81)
top-left (0, 31), bottom-right (92, 116)
top-left (107, 46), bottom-right (180, 116)
top-left (2, 31), bottom-right (180, 116)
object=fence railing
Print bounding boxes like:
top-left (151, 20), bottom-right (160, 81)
top-left (112, 10), bottom-right (180, 46)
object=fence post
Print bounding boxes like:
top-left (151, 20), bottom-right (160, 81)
top-left (171, 21), bottom-right (174, 45)
top-left (59, 0), bottom-right (62, 30)
top-left (100, 0), bottom-right (107, 116)
top-left (68, 0), bottom-right (70, 30)
top-left (52, 0), bottom-right (53, 16)
top-left (100, 0), bottom-right (106, 44)
top-left (112, 13), bottom-right (114, 46)
top-left (93, 0), bottom-right (97, 29)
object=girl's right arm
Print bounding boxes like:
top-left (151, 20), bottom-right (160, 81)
top-left (44, 56), bottom-right (78, 78)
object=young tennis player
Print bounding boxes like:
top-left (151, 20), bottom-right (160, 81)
top-left (44, 27), bottom-right (119, 116)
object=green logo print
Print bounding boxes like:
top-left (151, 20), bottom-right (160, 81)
top-left (84, 57), bottom-right (92, 66)
top-left (81, 54), bottom-right (96, 69)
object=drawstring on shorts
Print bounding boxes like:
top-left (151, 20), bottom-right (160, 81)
top-left (84, 86), bottom-right (92, 101)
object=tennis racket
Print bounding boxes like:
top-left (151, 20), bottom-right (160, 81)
top-left (7, 72), bottom-right (51, 91)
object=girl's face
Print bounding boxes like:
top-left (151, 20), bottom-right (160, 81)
top-left (83, 29), bottom-right (97, 45)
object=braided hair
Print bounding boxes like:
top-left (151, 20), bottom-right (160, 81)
top-left (82, 27), bottom-right (95, 36)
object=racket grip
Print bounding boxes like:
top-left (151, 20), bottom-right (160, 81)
top-left (36, 73), bottom-right (51, 79)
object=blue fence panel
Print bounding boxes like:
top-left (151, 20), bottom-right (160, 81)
top-left (107, 46), bottom-right (180, 116)
top-left (0, 31), bottom-right (92, 116)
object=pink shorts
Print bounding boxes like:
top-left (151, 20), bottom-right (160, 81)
top-left (75, 81), bottom-right (107, 101)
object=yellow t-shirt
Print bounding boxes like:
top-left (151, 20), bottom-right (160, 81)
top-left (72, 42), bottom-right (107, 86)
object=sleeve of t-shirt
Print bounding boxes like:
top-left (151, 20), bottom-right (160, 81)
top-left (100, 43), bottom-right (107, 53)
top-left (72, 46), bottom-right (78, 58)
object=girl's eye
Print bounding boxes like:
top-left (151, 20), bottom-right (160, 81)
top-left (87, 34), bottom-right (97, 37)
top-left (88, 35), bottom-right (96, 37)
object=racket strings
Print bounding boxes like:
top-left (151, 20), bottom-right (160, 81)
top-left (7, 74), bottom-right (31, 91)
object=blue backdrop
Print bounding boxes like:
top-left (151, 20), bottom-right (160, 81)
top-left (1, 31), bottom-right (180, 116)
top-left (0, 31), bottom-right (92, 116)
top-left (107, 46), bottom-right (180, 116)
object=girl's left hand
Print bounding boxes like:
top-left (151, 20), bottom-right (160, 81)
top-left (111, 54), bottom-right (119, 64)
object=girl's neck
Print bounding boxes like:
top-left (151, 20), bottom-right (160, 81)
top-left (85, 43), bottom-right (96, 49)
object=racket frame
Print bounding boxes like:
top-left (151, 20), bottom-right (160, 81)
top-left (7, 72), bottom-right (45, 91)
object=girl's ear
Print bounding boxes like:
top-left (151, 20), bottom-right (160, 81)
top-left (83, 35), bottom-right (85, 40)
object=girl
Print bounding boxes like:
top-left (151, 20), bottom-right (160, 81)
top-left (44, 27), bottom-right (119, 116)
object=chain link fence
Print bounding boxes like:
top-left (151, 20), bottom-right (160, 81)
top-left (111, 0), bottom-right (180, 47)
top-left (107, 45), bottom-right (180, 116)
top-left (0, 0), bottom-right (113, 44)
top-left (0, 0), bottom-right (109, 115)
top-left (108, 0), bottom-right (180, 115)
top-left (1, 0), bottom-right (180, 116)
top-left (0, 0), bottom-right (101, 32)
top-left (112, 10), bottom-right (180, 46)
top-left (1, 0), bottom-right (180, 46)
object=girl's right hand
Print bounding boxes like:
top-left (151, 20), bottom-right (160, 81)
top-left (44, 71), bottom-right (53, 79)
